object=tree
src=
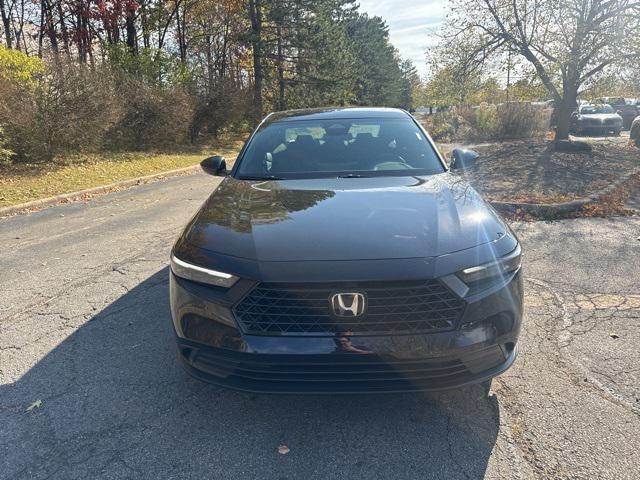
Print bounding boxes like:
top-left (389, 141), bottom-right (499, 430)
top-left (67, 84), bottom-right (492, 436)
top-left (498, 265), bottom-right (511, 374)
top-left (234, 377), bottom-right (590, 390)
top-left (344, 12), bottom-right (403, 106)
top-left (441, 0), bottom-right (640, 141)
top-left (399, 59), bottom-right (421, 110)
top-left (1, 0), bottom-right (12, 48)
top-left (0, 0), bottom-right (419, 161)
top-left (246, 0), bottom-right (264, 121)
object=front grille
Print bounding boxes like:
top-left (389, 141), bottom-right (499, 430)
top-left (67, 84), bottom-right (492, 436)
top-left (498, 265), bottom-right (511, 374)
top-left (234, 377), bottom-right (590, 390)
top-left (232, 280), bottom-right (465, 336)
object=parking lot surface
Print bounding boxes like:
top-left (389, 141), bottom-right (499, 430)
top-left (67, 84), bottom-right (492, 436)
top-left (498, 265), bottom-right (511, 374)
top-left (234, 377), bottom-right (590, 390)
top-left (1, 173), bottom-right (639, 479)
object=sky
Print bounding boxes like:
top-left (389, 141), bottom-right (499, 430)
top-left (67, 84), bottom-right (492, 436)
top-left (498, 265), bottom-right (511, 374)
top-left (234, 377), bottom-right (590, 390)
top-left (356, 0), bottom-right (447, 77)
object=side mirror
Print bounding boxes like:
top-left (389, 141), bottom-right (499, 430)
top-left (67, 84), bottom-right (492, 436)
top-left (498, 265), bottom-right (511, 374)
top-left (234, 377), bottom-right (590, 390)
top-left (200, 156), bottom-right (227, 176)
top-left (450, 148), bottom-right (479, 170)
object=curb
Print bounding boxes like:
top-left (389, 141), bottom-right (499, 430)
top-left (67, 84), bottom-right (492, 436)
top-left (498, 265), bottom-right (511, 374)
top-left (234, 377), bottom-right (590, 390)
top-left (489, 166), bottom-right (640, 215)
top-left (0, 164), bottom-right (202, 217)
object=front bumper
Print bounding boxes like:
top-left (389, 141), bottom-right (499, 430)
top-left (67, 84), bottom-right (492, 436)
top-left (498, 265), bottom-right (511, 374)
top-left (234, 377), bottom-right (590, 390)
top-left (170, 266), bottom-right (523, 394)
top-left (177, 339), bottom-right (517, 394)
top-left (575, 123), bottom-right (622, 134)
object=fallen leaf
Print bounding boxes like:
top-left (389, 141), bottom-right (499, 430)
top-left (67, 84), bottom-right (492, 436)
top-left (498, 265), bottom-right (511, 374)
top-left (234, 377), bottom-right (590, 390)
top-left (26, 400), bottom-right (42, 412)
top-left (278, 445), bottom-right (290, 455)
top-left (609, 333), bottom-right (619, 339)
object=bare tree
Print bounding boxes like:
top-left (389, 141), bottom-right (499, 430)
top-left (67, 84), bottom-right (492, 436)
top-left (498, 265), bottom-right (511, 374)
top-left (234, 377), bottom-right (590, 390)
top-left (246, 0), bottom-right (263, 122)
top-left (1, 0), bottom-right (12, 48)
top-left (443, 0), bottom-right (640, 141)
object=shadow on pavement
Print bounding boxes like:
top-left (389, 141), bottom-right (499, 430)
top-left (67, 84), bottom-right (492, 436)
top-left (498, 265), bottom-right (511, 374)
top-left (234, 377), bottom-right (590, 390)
top-left (1, 268), bottom-right (500, 480)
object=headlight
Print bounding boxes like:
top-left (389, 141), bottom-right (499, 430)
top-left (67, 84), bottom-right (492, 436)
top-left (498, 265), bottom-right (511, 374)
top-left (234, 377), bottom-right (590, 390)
top-left (170, 255), bottom-right (239, 288)
top-left (457, 244), bottom-right (522, 284)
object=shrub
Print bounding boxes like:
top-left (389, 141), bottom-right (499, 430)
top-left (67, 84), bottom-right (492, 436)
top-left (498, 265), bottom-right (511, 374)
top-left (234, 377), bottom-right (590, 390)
top-left (36, 64), bottom-right (121, 158)
top-left (474, 103), bottom-right (500, 138)
top-left (0, 126), bottom-right (14, 165)
top-left (105, 78), bottom-right (195, 151)
top-left (190, 80), bottom-right (252, 140)
top-left (418, 110), bottom-right (459, 141)
top-left (496, 102), bottom-right (550, 138)
top-left (0, 45), bottom-right (45, 87)
top-left (419, 102), bottom-right (551, 142)
top-left (1, 62), bottom-right (121, 161)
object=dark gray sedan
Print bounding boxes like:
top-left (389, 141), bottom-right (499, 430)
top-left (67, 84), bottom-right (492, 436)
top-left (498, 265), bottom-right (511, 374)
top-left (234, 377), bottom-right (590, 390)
top-left (570, 104), bottom-right (623, 136)
top-left (169, 107), bottom-right (523, 394)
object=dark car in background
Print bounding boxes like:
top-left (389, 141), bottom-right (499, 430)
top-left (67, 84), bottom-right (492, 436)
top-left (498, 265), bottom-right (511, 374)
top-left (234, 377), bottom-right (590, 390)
top-left (169, 107), bottom-right (523, 394)
top-left (570, 104), bottom-right (623, 136)
top-left (595, 97), bottom-right (638, 130)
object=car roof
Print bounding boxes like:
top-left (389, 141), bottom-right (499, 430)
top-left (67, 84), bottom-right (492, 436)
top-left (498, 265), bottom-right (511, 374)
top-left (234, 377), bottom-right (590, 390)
top-left (263, 107), bottom-right (410, 126)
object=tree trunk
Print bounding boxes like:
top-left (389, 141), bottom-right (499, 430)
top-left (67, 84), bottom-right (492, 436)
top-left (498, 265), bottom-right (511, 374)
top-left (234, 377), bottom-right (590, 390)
top-left (57, 0), bottom-right (71, 58)
top-left (175, 0), bottom-right (186, 64)
top-left (125, 5), bottom-right (137, 54)
top-left (555, 104), bottom-right (571, 141)
top-left (247, 0), bottom-right (263, 123)
top-left (43, 0), bottom-right (59, 56)
top-left (276, 24), bottom-right (285, 111)
top-left (140, 0), bottom-right (150, 49)
top-left (1, 0), bottom-right (12, 48)
top-left (554, 88), bottom-right (578, 141)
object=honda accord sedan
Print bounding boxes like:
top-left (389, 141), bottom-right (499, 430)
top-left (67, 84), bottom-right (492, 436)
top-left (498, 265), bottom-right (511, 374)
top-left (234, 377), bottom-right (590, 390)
top-left (170, 107), bottom-right (523, 394)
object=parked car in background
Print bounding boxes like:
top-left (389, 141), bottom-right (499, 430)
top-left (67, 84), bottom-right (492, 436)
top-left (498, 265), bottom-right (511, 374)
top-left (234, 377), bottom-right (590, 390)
top-left (594, 97), bottom-right (638, 130)
top-left (630, 116), bottom-right (640, 146)
top-left (570, 104), bottom-right (623, 136)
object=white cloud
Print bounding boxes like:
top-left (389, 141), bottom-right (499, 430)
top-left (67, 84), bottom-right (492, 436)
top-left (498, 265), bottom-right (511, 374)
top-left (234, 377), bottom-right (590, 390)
top-left (356, 0), bottom-right (446, 76)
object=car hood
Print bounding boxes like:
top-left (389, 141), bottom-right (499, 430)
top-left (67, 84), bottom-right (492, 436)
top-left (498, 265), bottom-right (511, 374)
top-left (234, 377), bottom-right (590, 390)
top-left (180, 174), bottom-right (509, 262)
top-left (579, 113), bottom-right (622, 121)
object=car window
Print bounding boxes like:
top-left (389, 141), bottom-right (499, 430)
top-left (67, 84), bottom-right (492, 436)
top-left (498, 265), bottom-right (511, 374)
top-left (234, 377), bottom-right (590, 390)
top-left (580, 105), bottom-right (615, 114)
top-left (236, 117), bottom-right (444, 179)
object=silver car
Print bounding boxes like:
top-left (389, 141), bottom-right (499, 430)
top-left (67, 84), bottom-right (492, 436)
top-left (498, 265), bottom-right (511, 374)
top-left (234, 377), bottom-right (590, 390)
top-left (570, 104), bottom-right (623, 136)
top-left (631, 115), bottom-right (640, 146)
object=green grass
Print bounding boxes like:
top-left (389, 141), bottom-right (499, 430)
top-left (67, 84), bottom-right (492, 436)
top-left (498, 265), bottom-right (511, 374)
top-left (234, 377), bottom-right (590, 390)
top-left (0, 143), bottom-right (242, 209)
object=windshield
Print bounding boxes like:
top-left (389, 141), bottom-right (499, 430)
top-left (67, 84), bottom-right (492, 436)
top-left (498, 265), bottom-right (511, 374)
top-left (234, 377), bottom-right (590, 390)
top-left (235, 117), bottom-right (445, 179)
top-left (580, 105), bottom-right (615, 114)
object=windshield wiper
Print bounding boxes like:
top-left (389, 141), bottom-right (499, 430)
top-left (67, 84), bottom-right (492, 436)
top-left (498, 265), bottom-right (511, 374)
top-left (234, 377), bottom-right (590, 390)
top-left (238, 175), bottom-right (284, 181)
top-left (337, 173), bottom-right (370, 178)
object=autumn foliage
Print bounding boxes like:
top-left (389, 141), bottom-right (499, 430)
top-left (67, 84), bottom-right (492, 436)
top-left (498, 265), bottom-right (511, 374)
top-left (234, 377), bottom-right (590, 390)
top-left (0, 0), bottom-right (421, 164)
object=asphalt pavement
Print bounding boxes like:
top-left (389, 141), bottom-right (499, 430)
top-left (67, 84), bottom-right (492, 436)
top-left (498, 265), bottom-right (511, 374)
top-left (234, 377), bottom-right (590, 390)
top-left (1, 172), bottom-right (639, 479)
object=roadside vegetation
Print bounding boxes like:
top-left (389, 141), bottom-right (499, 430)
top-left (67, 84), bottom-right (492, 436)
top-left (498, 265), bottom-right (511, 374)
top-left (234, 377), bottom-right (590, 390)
top-left (0, 0), bottom-right (420, 166)
top-left (0, 0), bottom-right (426, 205)
top-left (419, 103), bottom-right (551, 142)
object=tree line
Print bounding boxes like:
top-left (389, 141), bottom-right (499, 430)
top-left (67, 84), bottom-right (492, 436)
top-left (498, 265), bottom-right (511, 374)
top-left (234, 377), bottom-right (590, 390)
top-left (430, 0), bottom-right (640, 141)
top-left (0, 0), bottom-right (420, 162)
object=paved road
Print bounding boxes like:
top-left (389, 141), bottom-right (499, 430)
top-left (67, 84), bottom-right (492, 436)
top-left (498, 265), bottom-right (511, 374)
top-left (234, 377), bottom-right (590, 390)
top-left (1, 173), bottom-right (639, 479)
